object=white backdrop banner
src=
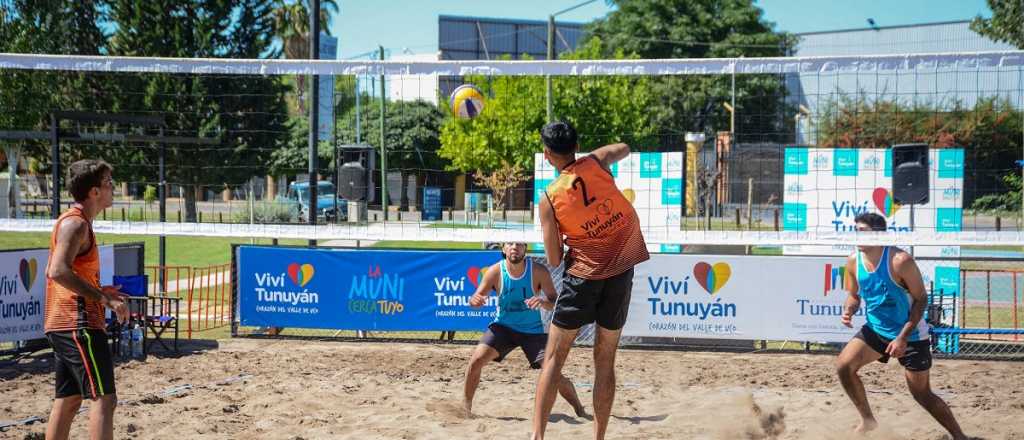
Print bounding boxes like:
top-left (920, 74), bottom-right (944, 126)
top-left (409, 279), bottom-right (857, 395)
top-left (535, 152), bottom-right (684, 253)
top-left (623, 254), bottom-right (871, 342)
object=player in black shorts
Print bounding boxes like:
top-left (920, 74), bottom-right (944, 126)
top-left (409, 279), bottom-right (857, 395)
top-left (837, 213), bottom-right (967, 439)
top-left (463, 243), bottom-right (585, 418)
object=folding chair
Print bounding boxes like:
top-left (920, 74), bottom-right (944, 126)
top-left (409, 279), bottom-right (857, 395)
top-left (114, 275), bottom-right (180, 354)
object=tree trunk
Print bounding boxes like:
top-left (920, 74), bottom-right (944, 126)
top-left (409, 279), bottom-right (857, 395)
top-left (415, 172), bottom-right (427, 212)
top-left (36, 174), bottom-right (48, 198)
top-left (185, 184), bottom-right (199, 222)
top-left (400, 170), bottom-right (409, 211)
top-left (266, 175), bottom-right (277, 200)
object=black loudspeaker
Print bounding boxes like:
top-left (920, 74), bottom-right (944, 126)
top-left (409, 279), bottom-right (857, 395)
top-left (338, 162), bottom-right (367, 201)
top-left (892, 143), bottom-right (929, 205)
top-left (338, 144), bottom-right (376, 202)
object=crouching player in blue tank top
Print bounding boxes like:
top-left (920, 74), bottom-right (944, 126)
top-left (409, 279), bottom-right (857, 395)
top-left (463, 242), bottom-right (587, 419)
top-left (837, 213), bottom-right (967, 439)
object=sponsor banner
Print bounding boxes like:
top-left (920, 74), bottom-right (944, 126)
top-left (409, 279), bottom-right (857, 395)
top-left (237, 246), bottom-right (502, 330)
top-left (0, 246), bottom-right (114, 342)
top-left (0, 249), bottom-right (47, 342)
top-left (624, 254), bottom-right (873, 342)
top-left (783, 147), bottom-right (963, 258)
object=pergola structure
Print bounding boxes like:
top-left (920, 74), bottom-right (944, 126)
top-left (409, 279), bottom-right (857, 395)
top-left (0, 111), bottom-right (218, 288)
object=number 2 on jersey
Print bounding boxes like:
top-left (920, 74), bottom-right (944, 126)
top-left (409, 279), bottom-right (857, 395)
top-left (571, 177), bottom-right (596, 207)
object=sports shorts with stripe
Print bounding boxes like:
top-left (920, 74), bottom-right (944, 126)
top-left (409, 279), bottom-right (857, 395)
top-left (46, 328), bottom-right (116, 399)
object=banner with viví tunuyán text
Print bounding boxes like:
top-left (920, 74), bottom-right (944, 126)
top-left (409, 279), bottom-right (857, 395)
top-left (781, 147), bottom-right (963, 329)
top-left (1, 246), bottom-right (114, 343)
top-left (623, 253), bottom-right (871, 343)
top-left (236, 246), bottom-right (503, 330)
top-left (0, 249), bottom-right (47, 342)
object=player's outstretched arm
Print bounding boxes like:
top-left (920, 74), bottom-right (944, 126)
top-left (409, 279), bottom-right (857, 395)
top-left (469, 263), bottom-right (500, 308)
top-left (591, 143), bottom-right (630, 169)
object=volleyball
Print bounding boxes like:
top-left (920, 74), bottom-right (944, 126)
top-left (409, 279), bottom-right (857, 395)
top-left (449, 84), bottom-right (485, 119)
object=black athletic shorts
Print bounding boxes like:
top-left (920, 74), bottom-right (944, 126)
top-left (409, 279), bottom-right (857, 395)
top-left (480, 323), bottom-right (547, 369)
top-left (553, 268), bottom-right (634, 331)
top-left (46, 329), bottom-right (116, 399)
top-left (854, 325), bottom-right (932, 372)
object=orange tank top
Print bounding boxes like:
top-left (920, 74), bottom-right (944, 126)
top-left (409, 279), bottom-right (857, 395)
top-left (44, 206), bottom-right (104, 332)
top-left (545, 155), bottom-right (649, 279)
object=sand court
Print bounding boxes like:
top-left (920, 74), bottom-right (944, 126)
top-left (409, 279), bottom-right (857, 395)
top-left (3, 338), bottom-right (1021, 439)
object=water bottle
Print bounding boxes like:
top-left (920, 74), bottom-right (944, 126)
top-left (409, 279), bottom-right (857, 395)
top-left (131, 324), bottom-right (144, 358)
top-left (119, 326), bottom-right (130, 358)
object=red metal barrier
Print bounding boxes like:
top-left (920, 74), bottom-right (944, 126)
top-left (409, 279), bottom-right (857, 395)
top-left (1015, 272), bottom-right (1020, 342)
top-left (188, 263), bottom-right (231, 338)
top-left (145, 263), bottom-right (230, 338)
top-left (960, 268), bottom-right (1024, 341)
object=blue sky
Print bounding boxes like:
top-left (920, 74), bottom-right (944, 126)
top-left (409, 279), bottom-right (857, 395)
top-left (329, 0), bottom-right (993, 59)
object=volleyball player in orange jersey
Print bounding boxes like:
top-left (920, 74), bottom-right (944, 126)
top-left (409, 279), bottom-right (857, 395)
top-left (532, 121), bottom-right (649, 440)
top-left (44, 159), bottom-right (128, 440)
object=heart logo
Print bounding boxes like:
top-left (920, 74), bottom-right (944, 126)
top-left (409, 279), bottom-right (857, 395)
top-left (597, 199), bottom-right (613, 215)
top-left (872, 187), bottom-right (900, 217)
top-left (286, 263), bottom-right (315, 287)
top-left (693, 262), bottom-right (731, 295)
top-left (621, 188), bottom-right (635, 204)
top-left (19, 258), bottom-right (37, 291)
top-left (467, 266), bottom-right (487, 288)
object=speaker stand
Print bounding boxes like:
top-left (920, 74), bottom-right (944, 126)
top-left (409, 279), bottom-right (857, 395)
top-left (909, 203), bottom-right (915, 257)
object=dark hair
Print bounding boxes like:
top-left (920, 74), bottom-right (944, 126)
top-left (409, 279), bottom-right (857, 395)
top-left (540, 120), bottom-right (578, 155)
top-left (854, 212), bottom-right (887, 231)
top-left (67, 159), bottom-right (112, 202)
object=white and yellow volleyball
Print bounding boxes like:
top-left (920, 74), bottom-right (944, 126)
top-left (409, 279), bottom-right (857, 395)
top-left (449, 84), bottom-right (485, 119)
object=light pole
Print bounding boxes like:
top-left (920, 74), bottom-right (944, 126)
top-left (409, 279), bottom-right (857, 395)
top-left (546, 0), bottom-right (599, 123)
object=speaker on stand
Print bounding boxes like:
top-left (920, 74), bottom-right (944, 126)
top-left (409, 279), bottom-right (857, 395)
top-left (891, 143), bottom-right (930, 256)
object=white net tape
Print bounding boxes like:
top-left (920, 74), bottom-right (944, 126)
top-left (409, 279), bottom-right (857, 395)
top-left (1, 219), bottom-right (1021, 247)
top-left (2, 51), bottom-right (1022, 76)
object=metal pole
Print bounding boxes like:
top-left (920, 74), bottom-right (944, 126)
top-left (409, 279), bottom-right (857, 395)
top-left (355, 77), bottom-right (361, 143)
top-left (909, 204), bottom-right (915, 257)
top-left (308, 0), bottom-right (320, 246)
top-left (1013, 271), bottom-right (1019, 341)
top-left (158, 128), bottom-right (166, 293)
top-left (334, 93), bottom-right (340, 224)
top-left (50, 113), bottom-right (60, 219)
top-left (542, 1), bottom-right (598, 123)
top-left (545, 14), bottom-right (554, 123)
top-left (731, 63), bottom-right (736, 144)
top-left (379, 45), bottom-right (388, 221)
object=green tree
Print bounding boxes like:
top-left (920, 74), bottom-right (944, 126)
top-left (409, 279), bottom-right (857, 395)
top-left (816, 96), bottom-right (1022, 207)
top-left (267, 116), bottom-right (334, 178)
top-left (971, 0), bottom-right (1023, 48)
top-left (0, 0), bottom-right (108, 187)
top-left (271, 0), bottom-right (338, 113)
top-left (107, 0), bottom-right (288, 221)
top-left (438, 40), bottom-right (657, 175)
top-left (586, 0), bottom-right (796, 144)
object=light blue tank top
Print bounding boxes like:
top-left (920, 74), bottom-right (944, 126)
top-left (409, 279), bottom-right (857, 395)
top-left (492, 259), bottom-right (545, 334)
top-left (856, 247), bottom-right (929, 341)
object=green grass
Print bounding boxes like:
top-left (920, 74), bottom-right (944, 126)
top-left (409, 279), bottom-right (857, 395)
top-left (963, 305), bottom-right (1024, 330)
top-left (0, 231), bottom-right (307, 268)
